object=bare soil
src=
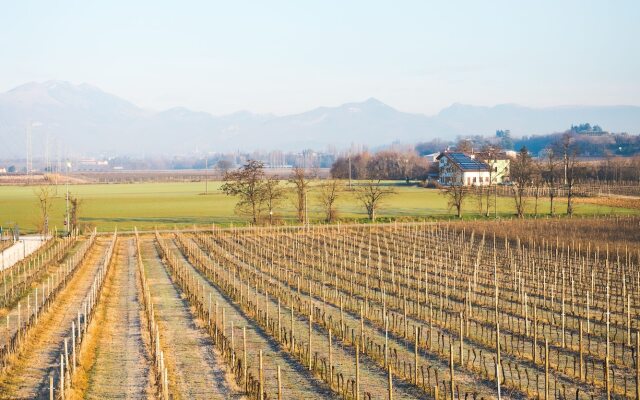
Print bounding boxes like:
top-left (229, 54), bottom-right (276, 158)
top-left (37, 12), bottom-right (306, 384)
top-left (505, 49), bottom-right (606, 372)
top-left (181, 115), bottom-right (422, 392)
top-left (71, 238), bottom-right (153, 399)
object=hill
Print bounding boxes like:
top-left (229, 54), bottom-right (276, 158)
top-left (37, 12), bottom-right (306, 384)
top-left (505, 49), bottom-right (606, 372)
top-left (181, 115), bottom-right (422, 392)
top-left (1, 81), bottom-right (639, 157)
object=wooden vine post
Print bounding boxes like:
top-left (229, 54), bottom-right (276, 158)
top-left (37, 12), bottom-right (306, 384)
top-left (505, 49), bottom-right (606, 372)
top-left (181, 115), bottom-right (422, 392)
top-left (496, 321), bottom-right (501, 400)
top-left (579, 321), bottom-right (584, 380)
top-left (277, 365), bottom-right (282, 400)
top-left (545, 338), bottom-right (549, 400)
top-left (259, 350), bottom-right (264, 400)
top-left (636, 330), bottom-right (640, 400)
top-left (450, 342), bottom-right (455, 400)
top-left (356, 337), bottom-right (360, 400)
top-left (388, 365), bottom-right (393, 400)
top-left (243, 326), bottom-right (248, 392)
top-left (328, 328), bottom-right (333, 387)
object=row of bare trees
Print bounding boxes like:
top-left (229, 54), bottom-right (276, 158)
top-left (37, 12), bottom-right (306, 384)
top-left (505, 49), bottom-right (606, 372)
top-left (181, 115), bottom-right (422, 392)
top-left (330, 150), bottom-right (434, 181)
top-left (442, 133), bottom-right (581, 219)
top-left (222, 160), bottom-right (396, 224)
top-left (34, 185), bottom-right (81, 235)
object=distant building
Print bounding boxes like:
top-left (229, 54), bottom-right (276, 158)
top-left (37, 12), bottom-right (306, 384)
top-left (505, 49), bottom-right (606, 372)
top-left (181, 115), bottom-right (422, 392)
top-left (77, 158), bottom-right (109, 171)
top-left (437, 152), bottom-right (491, 186)
top-left (422, 152), bottom-right (441, 163)
top-left (472, 151), bottom-right (512, 183)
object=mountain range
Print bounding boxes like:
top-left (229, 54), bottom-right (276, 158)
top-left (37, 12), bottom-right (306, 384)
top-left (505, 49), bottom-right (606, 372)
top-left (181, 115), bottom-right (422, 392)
top-left (1, 80), bottom-right (639, 158)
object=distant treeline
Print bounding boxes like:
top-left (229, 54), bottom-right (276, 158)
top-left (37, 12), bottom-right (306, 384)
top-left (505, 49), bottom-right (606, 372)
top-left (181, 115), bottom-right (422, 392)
top-left (414, 128), bottom-right (640, 158)
top-left (330, 151), bottom-right (435, 181)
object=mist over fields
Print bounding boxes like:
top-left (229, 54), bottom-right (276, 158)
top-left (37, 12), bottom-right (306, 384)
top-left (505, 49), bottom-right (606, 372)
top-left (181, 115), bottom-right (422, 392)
top-left (1, 80), bottom-right (640, 157)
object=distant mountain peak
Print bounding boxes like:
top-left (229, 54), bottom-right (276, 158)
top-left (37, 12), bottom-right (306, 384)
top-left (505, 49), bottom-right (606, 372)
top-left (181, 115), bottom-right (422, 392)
top-left (354, 97), bottom-right (392, 108)
top-left (43, 80), bottom-right (72, 89)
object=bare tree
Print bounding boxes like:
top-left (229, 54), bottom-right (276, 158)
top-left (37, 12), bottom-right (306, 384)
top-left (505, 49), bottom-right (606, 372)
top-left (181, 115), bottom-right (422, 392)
top-left (69, 195), bottom-right (82, 234)
top-left (561, 133), bottom-right (579, 217)
top-left (531, 163), bottom-right (544, 216)
top-left (221, 160), bottom-right (267, 224)
top-left (440, 170), bottom-right (468, 219)
top-left (35, 185), bottom-right (56, 235)
top-left (289, 167), bottom-right (312, 224)
top-left (510, 147), bottom-right (533, 218)
top-left (318, 179), bottom-right (342, 223)
top-left (216, 159), bottom-right (233, 178)
top-left (264, 175), bottom-right (285, 225)
top-left (479, 145), bottom-right (504, 217)
top-left (355, 180), bottom-right (396, 221)
top-left (455, 139), bottom-right (474, 153)
top-left (542, 147), bottom-right (560, 215)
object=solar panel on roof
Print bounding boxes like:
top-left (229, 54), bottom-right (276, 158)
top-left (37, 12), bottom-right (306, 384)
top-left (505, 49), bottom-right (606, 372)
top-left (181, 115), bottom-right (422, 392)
top-left (447, 153), bottom-right (488, 171)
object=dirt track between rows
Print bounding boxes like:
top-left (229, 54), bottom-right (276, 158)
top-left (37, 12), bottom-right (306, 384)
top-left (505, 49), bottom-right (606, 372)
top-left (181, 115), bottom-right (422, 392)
top-left (74, 238), bottom-right (153, 399)
top-left (140, 238), bottom-right (244, 400)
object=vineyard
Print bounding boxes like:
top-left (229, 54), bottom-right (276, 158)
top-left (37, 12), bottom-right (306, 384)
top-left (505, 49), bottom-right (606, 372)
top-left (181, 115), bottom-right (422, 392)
top-left (0, 216), bottom-right (639, 399)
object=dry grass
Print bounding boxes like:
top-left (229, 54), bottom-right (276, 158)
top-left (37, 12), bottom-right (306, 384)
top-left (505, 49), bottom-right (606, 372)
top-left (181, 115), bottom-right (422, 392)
top-left (574, 195), bottom-right (640, 210)
top-left (449, 215), bottom-right (640, 261)
top-left (69, 238), bottom-right (154, 400)
top-left (0, 240), bottom-right (108, 399)
top-left (66, 240), bottom-right (119, 400)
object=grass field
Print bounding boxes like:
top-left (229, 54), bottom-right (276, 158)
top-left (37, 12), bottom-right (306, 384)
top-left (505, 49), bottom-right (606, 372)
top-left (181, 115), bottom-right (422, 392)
top-left (1, 181), bottom-right (638, 232)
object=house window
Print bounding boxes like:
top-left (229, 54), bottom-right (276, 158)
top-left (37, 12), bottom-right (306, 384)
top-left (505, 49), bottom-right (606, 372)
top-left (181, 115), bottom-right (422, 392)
top-left (473, 177), bottom-right (477, 183)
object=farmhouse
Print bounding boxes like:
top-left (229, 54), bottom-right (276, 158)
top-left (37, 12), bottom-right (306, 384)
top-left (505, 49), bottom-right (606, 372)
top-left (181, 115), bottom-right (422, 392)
top-left (473, 151), bottom-right (512, 183)
top-left (437, 152), bottom-right (491, 186)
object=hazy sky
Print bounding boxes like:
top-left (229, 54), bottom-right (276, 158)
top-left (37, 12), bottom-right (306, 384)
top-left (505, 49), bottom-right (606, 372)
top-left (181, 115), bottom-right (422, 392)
top-left (1, 1), bottom-right (638, 115)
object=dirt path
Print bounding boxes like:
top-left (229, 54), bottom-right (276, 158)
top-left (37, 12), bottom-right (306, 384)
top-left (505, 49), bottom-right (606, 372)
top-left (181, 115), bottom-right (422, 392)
top-left (164, 238), bottom-right (336, 400)
top-left (139, 238), bottom-right (243, 400)
top-left (77, 238), bottom-right (153, 399)
top-left (0, 239), bottom-right (109, 399)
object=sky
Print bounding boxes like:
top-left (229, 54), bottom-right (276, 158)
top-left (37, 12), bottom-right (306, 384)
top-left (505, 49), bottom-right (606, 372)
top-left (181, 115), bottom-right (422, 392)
top-left (1, 0), bottom-right (639, 116)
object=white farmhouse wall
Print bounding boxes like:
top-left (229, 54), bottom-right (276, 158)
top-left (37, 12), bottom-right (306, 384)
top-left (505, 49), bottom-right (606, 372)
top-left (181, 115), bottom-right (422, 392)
top-left (461, 171), bottom-right (491, 186)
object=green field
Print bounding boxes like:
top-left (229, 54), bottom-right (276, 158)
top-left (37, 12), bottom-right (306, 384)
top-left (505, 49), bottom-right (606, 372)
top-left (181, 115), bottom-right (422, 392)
top-left (0, 181), bottom-right (637, 233)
